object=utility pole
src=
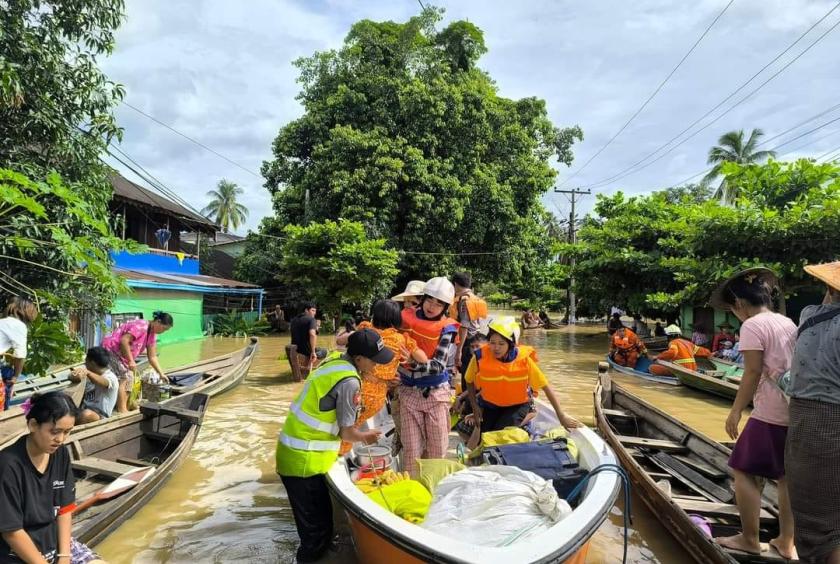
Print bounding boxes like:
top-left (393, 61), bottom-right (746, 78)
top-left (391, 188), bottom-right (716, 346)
top-left (553, 187), bottom-right (591, 325)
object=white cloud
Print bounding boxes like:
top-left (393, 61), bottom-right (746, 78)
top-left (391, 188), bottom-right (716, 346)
top-left (102, 0), bottom-right (840, 228)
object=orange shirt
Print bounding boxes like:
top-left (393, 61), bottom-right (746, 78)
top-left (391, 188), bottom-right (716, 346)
top-left (610, 329), bottom-right (646, 353)
top-left (657, 338), bottom-right (711, 370)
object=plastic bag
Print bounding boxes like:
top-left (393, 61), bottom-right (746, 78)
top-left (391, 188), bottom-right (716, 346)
top-left (127, 371), bottom-right (142, 411)
top-left (421, 465), bottom-right (572, 547)
top-left (468, 426), bottom-right (530, 459)
top-left (366, 479), bottom-right (432, 524)
top-left (543, 427), bottom-right (579, 461)
top-left (417, 459), bottom-right (465, 494)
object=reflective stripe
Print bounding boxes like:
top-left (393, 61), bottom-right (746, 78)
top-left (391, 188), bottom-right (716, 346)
top-left (279, 433), bottom-right (340, 451)
top-left (674, 358), bottom-right (695, 365)
top-left (290, 402), bottom-right (339, 434)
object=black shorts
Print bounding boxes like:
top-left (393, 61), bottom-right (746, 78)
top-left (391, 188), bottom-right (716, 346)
top-left (479, 400), bottom-right (532, 434)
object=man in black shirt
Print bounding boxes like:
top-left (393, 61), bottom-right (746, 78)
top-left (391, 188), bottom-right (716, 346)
top-left (290, 302), bottom-right (318, 377)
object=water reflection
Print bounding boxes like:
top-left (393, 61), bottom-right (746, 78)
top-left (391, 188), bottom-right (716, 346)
top-left (96, 329), bottom-right (732, 563)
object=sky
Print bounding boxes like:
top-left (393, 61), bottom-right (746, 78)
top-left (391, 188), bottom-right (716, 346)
top-left (101, 0), bottom-right (840, 233)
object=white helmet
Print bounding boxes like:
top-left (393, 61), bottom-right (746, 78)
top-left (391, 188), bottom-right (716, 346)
top-left (664, 324), bottom-right (682, 336)
top-left (423, 277), bottom-right (455, 305)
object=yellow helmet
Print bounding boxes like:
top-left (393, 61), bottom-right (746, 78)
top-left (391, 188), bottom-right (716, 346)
top-left (487, 316), bottom-right (521, 344)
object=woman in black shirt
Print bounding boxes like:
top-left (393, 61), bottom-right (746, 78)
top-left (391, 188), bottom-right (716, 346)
top-left (0, 392), bottom-right (101, 564)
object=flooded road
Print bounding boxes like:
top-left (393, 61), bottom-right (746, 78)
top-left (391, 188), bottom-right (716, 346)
top-left (96, 326), bottom-right (737, 563)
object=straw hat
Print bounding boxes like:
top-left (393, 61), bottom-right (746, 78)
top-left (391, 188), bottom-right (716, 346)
top-left (804, 261), bottom-right (840, 292)
top-left (709, 267), bottom-right (779, 311)
top-left (391, 280), bottom-right (425, 302)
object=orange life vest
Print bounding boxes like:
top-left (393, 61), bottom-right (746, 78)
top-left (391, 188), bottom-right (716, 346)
top-left (474, 344), bottom-right (538, 407)
top-left (611, 329), bottom-right (643, 352)
top-left (449, 293), bottom-right (489, 322)
top-left (670, 338), bottom-right (702, 371)
top-left (402, 307), bottom-right (459, 359)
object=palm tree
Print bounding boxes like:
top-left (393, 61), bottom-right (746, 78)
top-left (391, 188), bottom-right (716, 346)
top-left (702, 128), bottom-right (776, 205)
top-left (201, 179), bottom-right (249, 233)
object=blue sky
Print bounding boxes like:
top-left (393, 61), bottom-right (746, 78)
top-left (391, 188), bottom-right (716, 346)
top-left (101, 0), bottom-right (840, 233)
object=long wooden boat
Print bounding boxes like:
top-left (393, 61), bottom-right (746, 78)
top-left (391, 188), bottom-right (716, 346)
top-left (327, 401), bottom-right (621, 563)
top-left (7, 360), bottom-right (111, 406)
top-left (594, 364), bottom-right (785, 564)
top-left (605, 355), bottom-right (680, 386)
top-left (0, 338), bottom-right (257, 444)
top-left (660, 357), bottom-right (742, 400)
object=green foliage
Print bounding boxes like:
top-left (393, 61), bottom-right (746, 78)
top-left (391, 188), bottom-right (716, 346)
top-left (25, 315), bottom-right (84, 377)
top-left (256, 8), bottom-right (580, 297)
top-left (0, 168), bottom-right (139, 312)
top-left (573, 159), bottom-right (840, 315)
top-left (201, 179), bottom-right (248, 233)
top-left (703, 128), bottom-right (776, 204)
top-left (277, 219), bottom-right (399, 319)
top-left (211, 311), bottom-right (270, 337)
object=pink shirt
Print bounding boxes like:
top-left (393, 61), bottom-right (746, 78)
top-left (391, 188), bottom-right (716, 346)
top-left (101, 319), bottom-right (156, 364)
top-left (738, 311), bottom-right (795, 426)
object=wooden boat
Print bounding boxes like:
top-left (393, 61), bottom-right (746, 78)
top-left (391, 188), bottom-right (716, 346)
top-left (7, 361), bottom-right (102, 406)
top-left (594, 364), bottom-right (785, 564)
top-left (642, 335), bottom-right (668, 351)
top-left (327, 401), bottom-right (621, 563)
top-left (605, 355), bottom-right (680, 386)
top-left (660, 357), bottom-right (743, 400)
top-left (0, 338), bottom-right (257, 444)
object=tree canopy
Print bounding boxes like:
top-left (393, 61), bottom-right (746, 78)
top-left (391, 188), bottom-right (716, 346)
top-left (571, 159), bottom-right (840, 316)
top-left (252, 8), bottom-right (581, 297)
top-left (202, 179), bottom-right (249, 233)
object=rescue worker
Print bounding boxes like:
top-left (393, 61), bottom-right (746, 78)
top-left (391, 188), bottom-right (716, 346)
top-left (610, 326), bottom-right (647, 369)
top-left (465, 316), bottom-right (582, 434)
top-left (649, 324), bottom-right (712, 376)
top-left (276, 328), bottom-right (393, 563)
top-left (398, 277), bottom-right (460, 477)
top-left (450, 271), bottom-right (489, 389)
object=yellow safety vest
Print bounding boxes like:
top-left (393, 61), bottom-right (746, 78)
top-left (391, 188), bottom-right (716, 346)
top-left (276, 352), bottom-right (360, 477)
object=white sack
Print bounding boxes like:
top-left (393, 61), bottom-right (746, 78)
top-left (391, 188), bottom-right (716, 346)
top-left (420, 465), bottom-right (572, 547)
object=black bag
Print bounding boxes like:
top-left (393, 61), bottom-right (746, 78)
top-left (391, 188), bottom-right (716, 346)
top-left (481, 438), bottom-right (588, 500)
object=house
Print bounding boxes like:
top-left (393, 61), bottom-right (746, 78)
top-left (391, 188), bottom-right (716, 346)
top-left (181, 231), bottom-right (247, 280)
top-left (87, 172), bottom-right (264, 347)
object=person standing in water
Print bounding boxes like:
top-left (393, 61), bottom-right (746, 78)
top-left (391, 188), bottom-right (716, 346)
top-left (710, 268), bottom-right (797, 560)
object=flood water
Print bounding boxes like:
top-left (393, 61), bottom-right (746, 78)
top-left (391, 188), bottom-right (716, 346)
top-left (96, 325), bottom-right (737, 563)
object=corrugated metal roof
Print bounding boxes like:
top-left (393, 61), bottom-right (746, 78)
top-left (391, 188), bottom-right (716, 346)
top-left (115, 268), bottom-right (260, 289)
top-left (110, 172), bottom-right (218, 229)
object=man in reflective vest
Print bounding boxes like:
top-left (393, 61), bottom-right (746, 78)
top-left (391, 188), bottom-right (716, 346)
top-left (276, 328), bottom-right (393, 563)
top-left (451, 272), bottom-right (489, 384)
top-left (649, 324), bottom-right (712, 376)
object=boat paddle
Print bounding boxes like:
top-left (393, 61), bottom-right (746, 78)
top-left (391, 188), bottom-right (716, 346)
top-left (72, 466), bottom-right (156, 515)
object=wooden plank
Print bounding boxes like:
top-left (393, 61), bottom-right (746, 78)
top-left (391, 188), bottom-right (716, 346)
top-left (603, 408), bottom-right (635, 420)
top-left (672, 454), bottom-right (728, 480)
top-left (72, 457), bottom-right (139, 478)
top-left (675, 499), bottom-right (775, 525)
top-left (116, 457), bottom-right (157, 468)
top-left (144, 429), bottom-right (183, 443)
top-left (617, 436), bottom-right (689, 453)
top-left (650, 451), bottom-right (733, 503)
top-left (671, 493), bottom-right (709, 502)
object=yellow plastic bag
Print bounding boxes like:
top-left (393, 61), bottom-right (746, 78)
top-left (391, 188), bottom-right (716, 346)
top-left (417, 459), bottom-right (465, 494)
top-left (127, 371), bottom-right (142, 411)
top-left (366, 480), bottom-right (432, 524)
top-left (468, 426), bottom-right (530, 459)
top-left (544, 426), bottom-right (579, 461)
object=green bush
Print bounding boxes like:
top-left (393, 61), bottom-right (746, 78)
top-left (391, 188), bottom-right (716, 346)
top-left (25, 316), bottom-right (84, 376)
top-left (211, 311), bottom-right (270, 337)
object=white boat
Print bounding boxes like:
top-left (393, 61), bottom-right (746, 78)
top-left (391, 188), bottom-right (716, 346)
top-left (326, 401), bottom-right (621, 564)
top-left (605, 355), bottom-right (680, 386)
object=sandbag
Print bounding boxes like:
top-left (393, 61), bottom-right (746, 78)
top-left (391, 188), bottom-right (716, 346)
top-left (421, 466), bottom-right (572, 547)
top-left (366, 479), bottom-right (432, 524)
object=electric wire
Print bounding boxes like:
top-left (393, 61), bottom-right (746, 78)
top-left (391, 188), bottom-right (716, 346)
top-left (582, 1), bottom-right (840, 189)
top-left (558, 0), bottom-right (736, 188)
top-left (121, 101), bottom-right (261, 178)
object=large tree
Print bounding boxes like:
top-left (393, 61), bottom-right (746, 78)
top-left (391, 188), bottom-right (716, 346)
top-left (0, 1), bottom-right (131, 314)
top-left (702, 128), bottom-right (776, 204)
top-left (257, 8), bottom-right (581, 291)
top-left (202, 179), bottom-right (249, 233)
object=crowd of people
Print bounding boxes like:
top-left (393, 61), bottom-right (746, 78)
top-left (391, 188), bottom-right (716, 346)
top-left (275, 272), bottom-right (581, 562)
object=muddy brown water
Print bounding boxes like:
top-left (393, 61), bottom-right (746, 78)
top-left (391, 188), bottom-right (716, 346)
top-left (95, 326), bottom-right (736, 563)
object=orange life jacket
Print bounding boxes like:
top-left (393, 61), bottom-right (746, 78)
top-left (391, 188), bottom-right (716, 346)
top-left (449, 293), bottom-right (489, 322)
top-left (611, 329), bottom-right (642, 352)
top-left (670, 338), bottom-right (702, 371)
top-left (402, 307), bottom-right (459, 359)
top-left (474, 344), bottom-right (538, 407)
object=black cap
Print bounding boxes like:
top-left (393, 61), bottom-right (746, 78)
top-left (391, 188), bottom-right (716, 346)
top-left (347, 328), bottom-right (394, 365)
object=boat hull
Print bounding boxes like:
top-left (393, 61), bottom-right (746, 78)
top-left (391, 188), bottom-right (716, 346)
top-left (660, 360), bottom-right (739, 400)
top-left (605, 355), bottom-right (680, 385)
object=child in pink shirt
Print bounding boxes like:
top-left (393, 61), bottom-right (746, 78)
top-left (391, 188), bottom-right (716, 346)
top-left (710, 269), bottom-right (797, 560)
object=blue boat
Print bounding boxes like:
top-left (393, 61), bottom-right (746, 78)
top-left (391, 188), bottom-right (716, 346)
top-left (604, 355), bottom-right (680, 386)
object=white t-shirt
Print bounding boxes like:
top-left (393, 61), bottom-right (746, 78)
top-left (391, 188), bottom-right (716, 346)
top-left (82, 369), bottom-right (119, 417)
top-left (0, 317), bottom-right (27, 358)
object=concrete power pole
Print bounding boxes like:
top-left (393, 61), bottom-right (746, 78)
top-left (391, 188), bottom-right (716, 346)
top-left (553, 187), bottom-right (591, 325)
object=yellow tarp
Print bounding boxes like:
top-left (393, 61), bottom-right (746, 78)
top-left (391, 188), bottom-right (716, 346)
top-left (366, 480), bottom-right (432, 524)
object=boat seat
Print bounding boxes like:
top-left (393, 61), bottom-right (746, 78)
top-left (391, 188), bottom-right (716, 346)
top-left (603, 408), bottom-right (635, 421)
top-left (616, 436), bottom-right (689, 454)
top-left (72, 457), bottom-right (139, 478)
top-left (140, 402), bottom-right (203, 424)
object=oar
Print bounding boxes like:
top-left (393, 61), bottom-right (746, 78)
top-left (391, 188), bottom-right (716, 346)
top-left (72, 466), bottom-right (156, 515)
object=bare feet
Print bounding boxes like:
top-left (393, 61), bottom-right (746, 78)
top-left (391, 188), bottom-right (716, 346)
top-left (715, 534), bottom-right (765, 555)
top-left (769, 538), bottom-right (798, 561)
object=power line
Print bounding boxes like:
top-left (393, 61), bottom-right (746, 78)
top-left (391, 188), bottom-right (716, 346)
top-left (583, 1), bottom-right (840, 189)
top-left (757, 101), bottom-right (840, 147)
top-left (121, 101), bottom-right (261, 178)
top-left (767, 115), bottom-right (840, 152)
top-left (557, 0), bottom-right (736, 188)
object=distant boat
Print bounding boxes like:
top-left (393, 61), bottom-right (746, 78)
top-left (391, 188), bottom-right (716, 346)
top-left (658, 357), bottom-right (742, 400)
top-left (605, 355), bottom-right (680, 386)
top-left (594, 365), bottom-right (784, 563)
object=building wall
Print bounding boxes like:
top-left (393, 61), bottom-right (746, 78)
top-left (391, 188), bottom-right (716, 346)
top-left (111, 250), bottom-right (199, 275)
top-left (680, 305), bottom-right (741, 337)
top-left (110, 289), bottom-right (204, 344)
